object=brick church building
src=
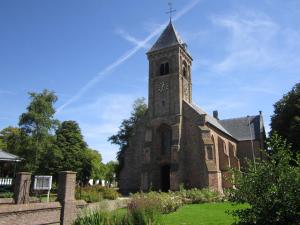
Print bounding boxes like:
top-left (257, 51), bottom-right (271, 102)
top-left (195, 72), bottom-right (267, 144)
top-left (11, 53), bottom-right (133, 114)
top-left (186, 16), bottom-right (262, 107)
top-left (119, 21), bottom-right (265, 194)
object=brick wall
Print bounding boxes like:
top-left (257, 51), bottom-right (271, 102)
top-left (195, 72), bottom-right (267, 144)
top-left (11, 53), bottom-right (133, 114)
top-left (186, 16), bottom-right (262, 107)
top-left (0, 200), bottom-right (86, 225)
top-left (0, 202), bottom-right (61, 225)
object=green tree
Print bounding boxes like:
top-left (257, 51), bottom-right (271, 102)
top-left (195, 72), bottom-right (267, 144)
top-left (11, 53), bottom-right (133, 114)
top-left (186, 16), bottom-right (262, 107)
top-left (270, 82), bottom-right (300, 154)
top-left (105, 161), bottom-right (118, 185)
top-left (53, 120), bottom-right (89, 183)
top-left (108, 98), bottom-right (147, 178)
top-left (0, 127), bottom-right (21, 153)
top-left (0, 126), bottom-right (36, 171)
top-left (228, 134), bottom-right (300, 225)
top-left (18, 89), bottom-right (59, 172)
top-left (84, 149), bottom-right (106, 180)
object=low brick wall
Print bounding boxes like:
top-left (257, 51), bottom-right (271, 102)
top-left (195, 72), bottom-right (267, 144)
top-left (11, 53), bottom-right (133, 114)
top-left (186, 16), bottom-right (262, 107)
top-left (0, 202), bottom-right (61, 225)
top-left (0, 200), bottom-right (86, 225)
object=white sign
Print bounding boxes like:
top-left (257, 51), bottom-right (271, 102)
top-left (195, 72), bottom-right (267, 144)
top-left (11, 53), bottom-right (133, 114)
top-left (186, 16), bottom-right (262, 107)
top-left (34, 176), bottom-right (52, 191)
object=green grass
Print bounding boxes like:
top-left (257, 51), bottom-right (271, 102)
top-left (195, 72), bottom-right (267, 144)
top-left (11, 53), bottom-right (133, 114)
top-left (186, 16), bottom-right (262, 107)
top-left (162, 202), bottom-right (248, 225)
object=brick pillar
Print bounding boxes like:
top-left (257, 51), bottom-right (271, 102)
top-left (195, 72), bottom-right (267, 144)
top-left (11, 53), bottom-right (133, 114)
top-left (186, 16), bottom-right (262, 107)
top-left (14, 172), bottom-right (31, 204)
top-left (58, 171), bottom-right (77, 225)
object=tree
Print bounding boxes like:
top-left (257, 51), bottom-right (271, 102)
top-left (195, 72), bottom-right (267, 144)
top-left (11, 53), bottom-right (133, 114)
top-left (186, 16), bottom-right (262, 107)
top-left (270, 82), bottom-right (300, 154)
top-left (228, 134), bottom-right (300, 225)
top-left (52, 120), bottom-right (88, 182)
top-left (0, 126), bottom-right (37, 172)
top-left (0, 127), bottom-right (21, 153)
top-left (18, 89), bottom-right (59, 172)
top-left (108, 98), bottom-right (147, 178)
top-left (105, 161), bottom-right (118, 185)
top-left (84, 149), bottom-right (106, 180)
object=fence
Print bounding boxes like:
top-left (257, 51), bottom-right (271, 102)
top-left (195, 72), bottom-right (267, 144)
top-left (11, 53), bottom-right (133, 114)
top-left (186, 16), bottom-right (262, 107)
top-left (0, 171), bottom-right (86, 225)
top-left (0, 178), bottom-right (13, 186)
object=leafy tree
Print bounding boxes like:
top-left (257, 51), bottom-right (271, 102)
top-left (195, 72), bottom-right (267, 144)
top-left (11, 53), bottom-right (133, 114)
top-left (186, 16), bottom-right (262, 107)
top-left (108, 98), bottom-right (147, 178)
top-left (84, 149), bottom-right (106, 180)
top-left (0, 126), bottom-right (37, 171)
top-left (0, 127), bottom-right (21, 153)
top-left (53, 120), bottom-right (88, 182)
top-left (228, 133), bottom-right (300, 225)
top-left (105, 161), bottom-right (118, 185)
top-left (18, 89), bottom-right (59, 172)
top-left (270, 82), bottom-right (300, 154)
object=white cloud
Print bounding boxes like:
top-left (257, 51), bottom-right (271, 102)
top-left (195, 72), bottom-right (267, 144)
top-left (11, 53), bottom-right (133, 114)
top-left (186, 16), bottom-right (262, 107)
top-left (211, 11), bottom-right (300, 73)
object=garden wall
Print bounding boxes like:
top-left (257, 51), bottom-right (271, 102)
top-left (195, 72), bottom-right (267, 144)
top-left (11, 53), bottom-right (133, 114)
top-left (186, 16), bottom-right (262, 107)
top-left (0, 171), bottom-right (87, 225)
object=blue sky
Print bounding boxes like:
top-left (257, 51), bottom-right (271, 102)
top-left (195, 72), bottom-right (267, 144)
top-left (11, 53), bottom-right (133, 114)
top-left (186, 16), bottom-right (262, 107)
top-left (1, 0), bottom-right (299, 162)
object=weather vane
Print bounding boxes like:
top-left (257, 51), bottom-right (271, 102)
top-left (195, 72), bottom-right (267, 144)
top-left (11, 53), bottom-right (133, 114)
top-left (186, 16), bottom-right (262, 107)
top-left (166, 2), bottom-right (176, 21)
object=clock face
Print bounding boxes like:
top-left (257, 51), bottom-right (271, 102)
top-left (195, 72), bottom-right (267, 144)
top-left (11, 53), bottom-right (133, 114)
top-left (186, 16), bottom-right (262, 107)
top-left (157, 81), bottom-right (169, 93)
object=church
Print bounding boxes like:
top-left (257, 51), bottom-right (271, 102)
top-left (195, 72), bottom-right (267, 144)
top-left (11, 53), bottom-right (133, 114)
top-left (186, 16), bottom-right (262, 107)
top-left (119, 21), bottom-right (265, 194)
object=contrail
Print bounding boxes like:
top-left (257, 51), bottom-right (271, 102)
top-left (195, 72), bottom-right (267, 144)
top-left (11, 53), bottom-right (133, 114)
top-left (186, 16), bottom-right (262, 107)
top-left (57, 0), bottom-right (201, 113)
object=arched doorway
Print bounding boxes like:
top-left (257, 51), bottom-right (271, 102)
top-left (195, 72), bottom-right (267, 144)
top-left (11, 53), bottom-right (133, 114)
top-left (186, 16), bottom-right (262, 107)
top-left (161, 164), bottom-right (170, 192)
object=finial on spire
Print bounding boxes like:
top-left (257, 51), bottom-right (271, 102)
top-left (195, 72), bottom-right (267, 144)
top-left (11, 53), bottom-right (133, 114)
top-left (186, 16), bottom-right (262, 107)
top-left (166, 2), bottom-right (176, 21)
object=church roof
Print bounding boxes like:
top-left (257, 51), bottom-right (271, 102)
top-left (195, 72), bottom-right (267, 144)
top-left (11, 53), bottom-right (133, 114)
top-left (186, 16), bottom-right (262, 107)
top-left (184, 100), bottom-right (234, 138)
top-left (184, 100), bottom-right (263, 141)
top-left (190, 103), bottom-right (234, 138)
top-left (148, 21), bottom-right (185, 53)
top-left (219, 116), bottom-right (262, 141)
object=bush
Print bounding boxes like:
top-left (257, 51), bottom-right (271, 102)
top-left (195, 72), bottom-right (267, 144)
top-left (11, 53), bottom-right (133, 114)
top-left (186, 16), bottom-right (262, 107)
top-left (128, 197), bottom-right (162, 225)
top-left (177, 188), bottom-right (222, 204)
top-left (131, 191), bottom-right (183, 214)
top-left (102, 188), bottom-right (119, 200)
top-left (228, 134), bottom-right (300, 225)
top-left (76, 185), bottom-right (119, 203)
top-left (73, 206), bottom-right (162, 225)
top-left (74, 210), bottom-right (127, 225)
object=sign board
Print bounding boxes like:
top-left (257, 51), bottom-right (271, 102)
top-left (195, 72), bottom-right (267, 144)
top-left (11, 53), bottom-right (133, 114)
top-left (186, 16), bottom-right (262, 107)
top-left (34, 176), bottom-right (52, 191)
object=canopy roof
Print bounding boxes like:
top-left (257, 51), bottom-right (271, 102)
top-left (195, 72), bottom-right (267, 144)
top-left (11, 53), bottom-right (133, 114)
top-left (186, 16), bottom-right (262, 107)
top-left (0, 150), bottom-right (23, 162)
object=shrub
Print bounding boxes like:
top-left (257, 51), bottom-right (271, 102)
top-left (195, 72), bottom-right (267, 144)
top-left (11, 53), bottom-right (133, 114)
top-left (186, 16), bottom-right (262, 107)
top-left (177, 188), bottom-right (222, 204)
top-left (73, 206), bottom-right (162, 225)
top-left (228, 134), bottom-right (300, 225)
top-left (131, 191), bottom-right (183, 214)
top-left (128, 197), bottom-right (162, 225)
top-left (76, 185), bottom-right (119, 203)
top-left (102, 187), bottom-right (119, 200)
top-left (73, 210), bottom-right (127, 225)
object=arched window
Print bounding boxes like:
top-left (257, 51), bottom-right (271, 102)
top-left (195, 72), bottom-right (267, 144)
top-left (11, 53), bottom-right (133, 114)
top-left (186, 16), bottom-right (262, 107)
top-left (183, 67), bottom-right (187, 78)
top-left (159, 62), bottom-right (169, 76)
top-left (182, 61), bottom-right (187, 78)
top-left (158, 124), bottom-right (172, 155)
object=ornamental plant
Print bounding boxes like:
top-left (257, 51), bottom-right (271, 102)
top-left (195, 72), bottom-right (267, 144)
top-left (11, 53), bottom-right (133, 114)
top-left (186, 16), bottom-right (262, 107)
top-left (228, 133), bottom-right (300, 225)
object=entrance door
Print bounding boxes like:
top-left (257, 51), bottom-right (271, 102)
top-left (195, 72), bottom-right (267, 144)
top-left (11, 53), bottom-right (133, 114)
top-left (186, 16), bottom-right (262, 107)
top-left (161, 165), bottom-right (170, 192)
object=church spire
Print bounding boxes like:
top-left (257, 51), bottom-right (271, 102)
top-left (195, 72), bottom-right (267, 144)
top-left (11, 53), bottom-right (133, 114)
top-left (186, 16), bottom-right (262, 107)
top-left (147, 21), bottom-right (185, 53)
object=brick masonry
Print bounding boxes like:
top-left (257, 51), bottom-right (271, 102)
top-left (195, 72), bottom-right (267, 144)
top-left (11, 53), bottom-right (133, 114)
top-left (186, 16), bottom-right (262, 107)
top-left (0, 171), bottom-right (86, 225)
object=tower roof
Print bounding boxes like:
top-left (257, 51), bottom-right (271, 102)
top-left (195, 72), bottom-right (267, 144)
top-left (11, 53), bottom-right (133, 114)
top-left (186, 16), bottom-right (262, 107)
top-left (148, 21), bottom-right (185, 53)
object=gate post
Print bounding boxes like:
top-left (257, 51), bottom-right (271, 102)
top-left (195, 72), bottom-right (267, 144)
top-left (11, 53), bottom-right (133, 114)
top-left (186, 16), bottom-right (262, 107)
top-left (58, 171), bottom-right (77, 225)
top-left (14, 172), bottom-right (31, 204)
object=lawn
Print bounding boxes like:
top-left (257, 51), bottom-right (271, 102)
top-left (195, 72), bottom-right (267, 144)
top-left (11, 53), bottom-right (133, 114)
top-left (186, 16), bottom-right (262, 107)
top-left (162, 202), bottom-right (248, 225)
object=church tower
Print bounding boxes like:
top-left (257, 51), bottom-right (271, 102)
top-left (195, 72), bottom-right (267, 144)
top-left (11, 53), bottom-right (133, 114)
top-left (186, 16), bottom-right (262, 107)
top-left (147, 21), bottom-right (192, 119)
top-left (141, 21), bottom-right (193, 191)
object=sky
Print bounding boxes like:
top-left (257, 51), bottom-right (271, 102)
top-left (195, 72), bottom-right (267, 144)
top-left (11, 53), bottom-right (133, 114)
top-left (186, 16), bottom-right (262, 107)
top-left (0, 0), bottom-right (299, 163)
